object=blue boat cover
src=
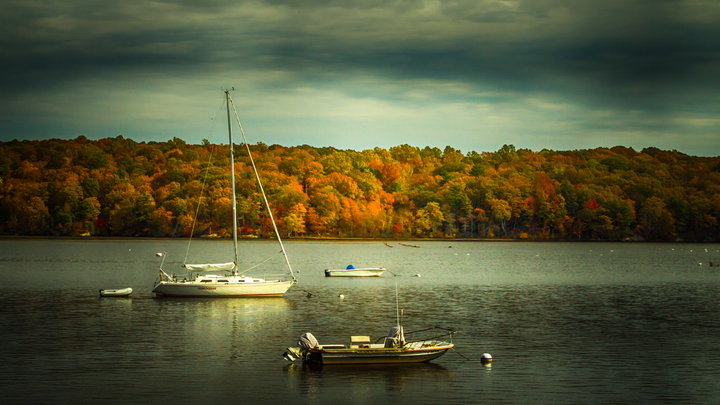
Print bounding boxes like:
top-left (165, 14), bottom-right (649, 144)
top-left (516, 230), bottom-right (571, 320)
top-left (346, 264), bottom-right (355, 269)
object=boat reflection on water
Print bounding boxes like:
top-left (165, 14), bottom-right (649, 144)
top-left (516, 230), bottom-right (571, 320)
top-left (153, 296), bottom-right (291, 309)
top-left (153, 297), bottom-right (291, 329)
top-left (284, 361), bottom-right (452, 396)
top-left (150, 297), bottom-right (292, 362)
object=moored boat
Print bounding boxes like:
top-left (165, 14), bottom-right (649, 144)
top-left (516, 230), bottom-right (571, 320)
top-left (324, 265), bottom-right (385, 277)
top-left (283, 283), bottom-right (455, 365)
top-left (152, 90), bottom-right (296, 298)
top-left (99, 287), bottom-right (133, 297)
top-left (283, 327), bottom-right (455, 365)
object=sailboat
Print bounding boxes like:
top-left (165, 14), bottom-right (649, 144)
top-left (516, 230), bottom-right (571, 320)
top-left (152, 90), bottom-right (296, 297)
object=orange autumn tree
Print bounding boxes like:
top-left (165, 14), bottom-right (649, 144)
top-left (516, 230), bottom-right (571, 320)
top-left (0, 138), bottom-right (719, 241)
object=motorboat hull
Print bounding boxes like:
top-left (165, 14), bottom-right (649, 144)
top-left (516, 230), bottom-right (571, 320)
top-left (324, 268), bottom-right (385, 277)
top-left (153, 280), bottom-right (293, 297)
top-left (286, 340), bottom-right (454, 365)
top-left (316, 345), bottom-right (453, 364)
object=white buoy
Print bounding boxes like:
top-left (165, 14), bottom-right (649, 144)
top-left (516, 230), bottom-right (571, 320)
top-left (414, 274), bottom-right (421, 277)
top-left (338, 293), bottom-right (345, 300)
top-left (481, 353), bottom-right (493, 364)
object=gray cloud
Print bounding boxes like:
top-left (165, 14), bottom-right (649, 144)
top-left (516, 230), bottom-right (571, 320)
top-left (1, 0), bottom-right (719, 154)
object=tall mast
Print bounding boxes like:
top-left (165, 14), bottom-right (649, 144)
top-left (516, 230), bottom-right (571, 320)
top-left (227, 93), bottom-right (297, 282)
top-left (226, 90), bottom-right (240, 274)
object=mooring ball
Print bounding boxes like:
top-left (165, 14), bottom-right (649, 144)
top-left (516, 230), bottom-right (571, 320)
top-left (480, 353), bottom-right (493, 363)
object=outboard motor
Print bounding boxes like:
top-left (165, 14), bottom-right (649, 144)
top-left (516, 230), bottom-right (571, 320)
top-left (298, 332), bottom-right (319, 350)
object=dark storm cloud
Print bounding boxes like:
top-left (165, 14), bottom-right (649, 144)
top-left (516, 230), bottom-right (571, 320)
top-left (1, 0), bottom-right (719, 153)
top-left (3, 0), bottom-right (718, 101)
top-left (263, 0), bottom-right (719, 110)
top-left (1, 1), bottom-right (224, 91)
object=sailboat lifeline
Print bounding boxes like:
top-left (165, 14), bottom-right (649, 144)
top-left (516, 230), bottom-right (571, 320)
top-left (152, 90), bottom-right (296, 297)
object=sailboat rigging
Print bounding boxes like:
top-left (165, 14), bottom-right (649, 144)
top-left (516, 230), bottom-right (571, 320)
top-left (152, 90), bottom-right (296, 297)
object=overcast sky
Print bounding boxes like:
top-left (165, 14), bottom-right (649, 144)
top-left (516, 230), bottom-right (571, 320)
top-left (2, 0), bottom-right (719, 155)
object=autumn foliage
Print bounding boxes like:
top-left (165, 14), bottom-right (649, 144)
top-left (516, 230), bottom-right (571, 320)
top-left (1, 136), bottom-right (719, 241)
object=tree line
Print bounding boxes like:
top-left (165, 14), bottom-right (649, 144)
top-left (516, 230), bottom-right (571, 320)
top-left (1, 136), bottom-right (719, 241)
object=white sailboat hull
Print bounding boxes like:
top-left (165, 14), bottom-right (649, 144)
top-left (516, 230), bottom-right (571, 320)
top-left (153, 280), bottom-right (293, 297)
top-left (324, 267), bottom-right (385, 277)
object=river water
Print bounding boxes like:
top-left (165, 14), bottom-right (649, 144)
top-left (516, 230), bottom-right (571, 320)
top-left (1, 239), bottom-right (719, 403)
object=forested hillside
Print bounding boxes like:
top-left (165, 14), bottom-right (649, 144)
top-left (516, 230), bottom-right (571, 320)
top-left (1, 136), bottom-right (719, 241)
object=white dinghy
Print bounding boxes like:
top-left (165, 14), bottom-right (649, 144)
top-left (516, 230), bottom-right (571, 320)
top-left (99, 288), bottom-right (133, 297)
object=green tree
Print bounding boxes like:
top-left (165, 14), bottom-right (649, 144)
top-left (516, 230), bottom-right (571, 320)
top-left (489, 198), bottom-right (512, 237)
top-left (639, 197), bottom-right (676, 241)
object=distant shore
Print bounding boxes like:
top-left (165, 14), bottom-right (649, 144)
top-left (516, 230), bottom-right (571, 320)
top-left (0, 235), bottom-right (704, 243)
top-left (0, 234), bottom-right (512, 242)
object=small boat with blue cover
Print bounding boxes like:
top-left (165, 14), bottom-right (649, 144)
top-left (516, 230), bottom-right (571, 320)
top-left (324, 264), bottom-right (385, 277)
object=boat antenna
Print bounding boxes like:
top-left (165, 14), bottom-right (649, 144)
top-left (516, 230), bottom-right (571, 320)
top-left (225, 89), bottom-right (240, 275)
top-left (395, 281), bottom-right (401, 328)
top-left (395, 280), bottom-right (405, 344)
top-left (227, 92), bottom-right (297, 282)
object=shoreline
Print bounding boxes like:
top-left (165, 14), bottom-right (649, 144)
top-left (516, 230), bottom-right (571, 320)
top-left (0, 235), bottom-right (709, 243)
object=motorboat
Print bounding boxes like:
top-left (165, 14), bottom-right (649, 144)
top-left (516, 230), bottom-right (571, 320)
top-left (283, 327), bottom-right (455, 365)
top-left (283, 283), bottom-right (455, 365)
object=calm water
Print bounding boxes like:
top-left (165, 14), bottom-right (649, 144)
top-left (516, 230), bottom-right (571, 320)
top-left (1, 239), bottom-right (719, 404)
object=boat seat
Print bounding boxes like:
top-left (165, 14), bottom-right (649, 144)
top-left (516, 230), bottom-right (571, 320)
top-left (350, 335), bottom-right (371, 347)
